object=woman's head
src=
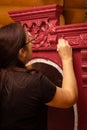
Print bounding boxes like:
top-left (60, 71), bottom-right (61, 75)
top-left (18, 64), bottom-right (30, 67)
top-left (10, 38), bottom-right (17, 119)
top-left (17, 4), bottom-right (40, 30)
top-left (0, 22), bottom-right (33, 68)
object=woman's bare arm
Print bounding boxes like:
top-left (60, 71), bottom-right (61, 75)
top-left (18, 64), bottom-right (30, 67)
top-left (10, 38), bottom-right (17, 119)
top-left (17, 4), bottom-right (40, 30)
top-left (46, 38), bottom-right (78, 108)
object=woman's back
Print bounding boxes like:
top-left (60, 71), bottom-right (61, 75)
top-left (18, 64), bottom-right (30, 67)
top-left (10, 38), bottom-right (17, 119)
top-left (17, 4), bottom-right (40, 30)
top-left (0, 67), bottom-right (56, 130)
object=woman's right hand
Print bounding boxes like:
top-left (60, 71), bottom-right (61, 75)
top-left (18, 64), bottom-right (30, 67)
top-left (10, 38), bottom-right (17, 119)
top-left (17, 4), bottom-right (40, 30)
top-left (57, 38), bottom-right (72, 62)
top-left (46, 38), bottom-right (78, 108)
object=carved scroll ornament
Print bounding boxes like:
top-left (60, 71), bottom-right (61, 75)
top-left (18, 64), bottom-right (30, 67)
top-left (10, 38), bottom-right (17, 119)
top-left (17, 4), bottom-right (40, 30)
top-left (23, 22), bottom-right (87, 51)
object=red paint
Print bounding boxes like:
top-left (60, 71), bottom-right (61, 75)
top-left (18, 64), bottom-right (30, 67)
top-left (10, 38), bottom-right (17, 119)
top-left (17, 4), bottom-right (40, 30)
top-left (9, 4), bottom-right (87, 130)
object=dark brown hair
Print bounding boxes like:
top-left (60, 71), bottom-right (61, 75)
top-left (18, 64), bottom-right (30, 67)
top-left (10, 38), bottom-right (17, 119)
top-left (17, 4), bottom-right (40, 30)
top-left (0, 22), bottom-right (26, 68)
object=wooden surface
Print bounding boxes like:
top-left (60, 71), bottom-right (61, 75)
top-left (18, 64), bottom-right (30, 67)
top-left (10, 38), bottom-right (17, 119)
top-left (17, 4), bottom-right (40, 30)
top-left (0, 0), bottom-right (85, 26)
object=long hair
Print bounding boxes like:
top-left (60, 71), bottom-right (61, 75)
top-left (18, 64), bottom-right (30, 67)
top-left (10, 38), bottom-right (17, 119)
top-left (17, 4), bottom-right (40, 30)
top-left (0, 22), bottom-right (26, 68)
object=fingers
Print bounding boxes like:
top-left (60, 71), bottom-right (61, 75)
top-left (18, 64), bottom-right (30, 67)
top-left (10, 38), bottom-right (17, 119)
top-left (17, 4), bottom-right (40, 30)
top-left (57, 38), bottom-right (72, 61)
top-left (57, 38), bottom-right (70, 52)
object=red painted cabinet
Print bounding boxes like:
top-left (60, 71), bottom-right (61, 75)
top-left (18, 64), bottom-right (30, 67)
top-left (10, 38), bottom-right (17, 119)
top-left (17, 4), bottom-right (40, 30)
top-left (9, 4), bottom-right (87, 130)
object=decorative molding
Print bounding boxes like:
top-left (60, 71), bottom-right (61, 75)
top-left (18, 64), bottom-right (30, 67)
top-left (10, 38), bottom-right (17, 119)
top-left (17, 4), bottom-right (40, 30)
top-left (23, 22), bottom-right (87, 51)
top-left (8, 4), bottom-right (63, 51)
top-left (9, 5), bottom-right (87, 51)
top-left (81, 49), bottom-right (87, 88)
top-left (8, 4), bottom-right (63, 22)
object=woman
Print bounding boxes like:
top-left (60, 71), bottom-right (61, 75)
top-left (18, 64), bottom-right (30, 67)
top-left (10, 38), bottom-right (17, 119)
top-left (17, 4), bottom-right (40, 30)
top-left (0, 23), bottom-right (78, 129)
